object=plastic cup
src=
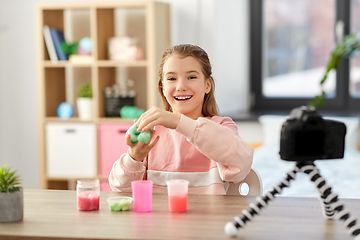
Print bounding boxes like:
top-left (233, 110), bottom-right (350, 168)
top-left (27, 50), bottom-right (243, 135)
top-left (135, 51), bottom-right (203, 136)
top-left (166, 179), bottom-right (189, 213)
top-left (131, 180), bottom-right (153, 212)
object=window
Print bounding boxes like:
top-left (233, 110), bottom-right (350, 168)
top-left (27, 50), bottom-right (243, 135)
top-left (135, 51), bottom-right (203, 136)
top-left (250, 0), bottom-right (360, 111)
top-left (350, 0), bottom-right (360, 98)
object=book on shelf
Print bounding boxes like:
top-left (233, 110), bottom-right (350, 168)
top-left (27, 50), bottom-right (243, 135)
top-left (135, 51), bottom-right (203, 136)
top-left (43, 25), bottom-right (58, 62)
top-left (50, 28), bottom-right (68, 60)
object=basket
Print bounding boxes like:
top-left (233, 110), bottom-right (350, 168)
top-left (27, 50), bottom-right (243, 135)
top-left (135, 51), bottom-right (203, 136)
top-left (104, 95), bottom-right (135, 117)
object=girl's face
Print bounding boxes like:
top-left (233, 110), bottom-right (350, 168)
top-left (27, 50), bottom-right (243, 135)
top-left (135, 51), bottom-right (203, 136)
top-left (162, 55), bottom-right (211, 119)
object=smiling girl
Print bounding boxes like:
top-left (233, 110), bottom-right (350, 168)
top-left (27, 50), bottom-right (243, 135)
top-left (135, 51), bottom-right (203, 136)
top-left (109, 44), bottom-right (253, 195)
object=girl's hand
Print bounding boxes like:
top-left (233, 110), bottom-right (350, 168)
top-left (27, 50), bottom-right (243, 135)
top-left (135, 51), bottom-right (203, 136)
top-left (136, 107), bottom-right (181, 132)
top-left (126, 130), bottom-right (160, 161)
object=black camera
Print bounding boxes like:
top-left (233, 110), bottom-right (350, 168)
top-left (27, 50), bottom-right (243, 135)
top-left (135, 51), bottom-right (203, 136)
top-left (279, 106), bottom-right (346, 162)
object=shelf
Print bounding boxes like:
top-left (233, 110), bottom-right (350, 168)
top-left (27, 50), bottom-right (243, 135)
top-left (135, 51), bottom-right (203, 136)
top-left (43, 60), bottom-right (148, 67)
top-left (97, 60), bottom-right (147, 67)
top-left (97, 117), bottom-right (134, 123)
top-left (45, 117), bottom-right (93, 123)
top-left (43, 61), bottom-right (72, 67)
top-left (37, 1), bottom-right (170, 190)
top-left (45, 117), bottom-right (136, 124)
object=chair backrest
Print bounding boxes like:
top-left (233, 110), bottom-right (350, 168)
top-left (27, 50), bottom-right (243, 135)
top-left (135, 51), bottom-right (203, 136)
top-left (226, 168), bottom-right (263, 196)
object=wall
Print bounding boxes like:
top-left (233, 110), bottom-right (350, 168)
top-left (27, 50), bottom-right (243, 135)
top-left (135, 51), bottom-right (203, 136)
top-left (0, 0), bottom-right (39, 188)
top-left (0, 0), bottom-right (251, 188)
top-left (168, 0), bottom-right (250, 113)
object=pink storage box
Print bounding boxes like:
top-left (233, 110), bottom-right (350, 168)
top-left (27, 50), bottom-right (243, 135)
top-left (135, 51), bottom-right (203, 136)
top-left (98, 123), bottom-right (132, 180)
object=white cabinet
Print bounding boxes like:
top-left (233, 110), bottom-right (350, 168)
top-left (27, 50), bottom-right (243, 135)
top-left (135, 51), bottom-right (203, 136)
top-left (45, 123), bottom-right (97, 178)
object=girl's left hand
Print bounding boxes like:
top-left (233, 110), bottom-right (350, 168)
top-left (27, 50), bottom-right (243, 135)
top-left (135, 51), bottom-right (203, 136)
top-left (136, 107), bottom-right (181, 132)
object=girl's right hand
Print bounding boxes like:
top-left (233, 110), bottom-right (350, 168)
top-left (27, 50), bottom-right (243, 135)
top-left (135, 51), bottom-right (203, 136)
top-left (126, 130), bottom-right (160, 161)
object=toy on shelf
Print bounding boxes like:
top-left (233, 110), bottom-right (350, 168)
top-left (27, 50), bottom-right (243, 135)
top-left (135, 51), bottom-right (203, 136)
top-left (61, 37), bottom-right (92, 56)
top-left (108, 36), bottom-right (143, 61)
top-left (66, 37), bottom-right (94, 64)
top-left (61, 41), bottom-right (78, 57)
top-left (120, 106), bottom-right (145, 119)
top-left (57, 102), bottom-right (74, 120)
top-left (77, 37), bottom-right (92, 55)
top-left (224, 106), bottom-right (360, 240)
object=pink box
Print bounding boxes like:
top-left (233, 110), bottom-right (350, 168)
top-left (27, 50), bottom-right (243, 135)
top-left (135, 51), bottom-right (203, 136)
top-left (98, 124), bottom-right (132, 178)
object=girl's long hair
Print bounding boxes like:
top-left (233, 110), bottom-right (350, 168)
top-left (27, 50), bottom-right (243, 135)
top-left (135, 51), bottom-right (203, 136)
top-left (158, 44), bottom-right (219, 117)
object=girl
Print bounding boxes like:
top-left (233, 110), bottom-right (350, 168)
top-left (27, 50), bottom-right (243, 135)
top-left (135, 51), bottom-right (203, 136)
top-left (109, 44), bottom-right (253, 195)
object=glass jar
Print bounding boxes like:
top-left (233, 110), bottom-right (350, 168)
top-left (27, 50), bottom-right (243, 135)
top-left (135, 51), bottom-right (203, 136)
top-left (76, 179), bottom-right (100, 211)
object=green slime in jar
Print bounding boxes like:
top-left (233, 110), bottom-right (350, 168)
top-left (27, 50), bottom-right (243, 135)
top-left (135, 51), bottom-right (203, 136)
top-left (109, 199), bottom-right (131, 211)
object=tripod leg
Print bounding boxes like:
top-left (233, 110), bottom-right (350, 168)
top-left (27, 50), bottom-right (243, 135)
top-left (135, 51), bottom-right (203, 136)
top-left (297, 164), bottom-right (335, 218)
top-left (299, 164), bottom-right (360, 239)
top-left (224, 168), bottom-right (298, 237)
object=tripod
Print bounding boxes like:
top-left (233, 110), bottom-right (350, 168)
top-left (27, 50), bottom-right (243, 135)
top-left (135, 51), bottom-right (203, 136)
top-left (224, 162), bottom-right (360, 239)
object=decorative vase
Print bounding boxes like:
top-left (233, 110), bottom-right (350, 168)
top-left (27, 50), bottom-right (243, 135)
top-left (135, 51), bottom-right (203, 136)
top-left (77, 97), bottom-right (93, 120)
top-left (0, 190), bottom-right (23, 223)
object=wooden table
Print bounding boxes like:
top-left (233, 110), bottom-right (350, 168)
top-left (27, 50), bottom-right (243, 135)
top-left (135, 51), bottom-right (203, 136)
top-left (0, 189), bottom-right (359, 240)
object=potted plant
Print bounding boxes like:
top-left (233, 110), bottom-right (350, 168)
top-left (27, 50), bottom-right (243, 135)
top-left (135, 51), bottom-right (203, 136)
top-left (77, 83), bottom-right (93, 120)
top-left (310, 31), bottom-right (360, 108)
top-left (0, 165), bottom-right (23, 223)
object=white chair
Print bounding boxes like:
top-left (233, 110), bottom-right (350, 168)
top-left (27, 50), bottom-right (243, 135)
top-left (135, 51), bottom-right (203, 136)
top-left (226, 168), bottom-right (263, 196)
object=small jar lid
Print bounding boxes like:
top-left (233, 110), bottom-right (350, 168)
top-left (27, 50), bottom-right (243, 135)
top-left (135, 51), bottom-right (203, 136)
top-left (77, 179), bottom-right (99, 187)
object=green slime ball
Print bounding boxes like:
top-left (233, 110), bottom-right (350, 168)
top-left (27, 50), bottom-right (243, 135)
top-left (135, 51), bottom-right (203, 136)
top-left (120, 106), bottom-right (145, 119)
top-left (126, 123), bottom-right (152, 144)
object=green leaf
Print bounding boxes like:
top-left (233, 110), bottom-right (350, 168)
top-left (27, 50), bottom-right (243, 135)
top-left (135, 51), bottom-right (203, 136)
top-left (77, 83), bottom-right (92, 98)
top-left (312, 31), bottom-right (360, 107)
top-left (0, 165), bottom-right (22, 193)
top-left (61, 41), bottom-right (79, 56)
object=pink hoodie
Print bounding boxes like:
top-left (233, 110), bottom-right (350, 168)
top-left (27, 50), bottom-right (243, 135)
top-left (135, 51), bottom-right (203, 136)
top-left (109, 115), bottom-right (253, 195)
